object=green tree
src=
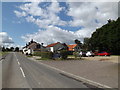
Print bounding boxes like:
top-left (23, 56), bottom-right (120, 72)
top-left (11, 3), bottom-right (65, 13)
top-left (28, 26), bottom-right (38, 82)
top-left (83, 38), bottom-right (91, 51)
top-left (2, 47), bottom-right (6, 52)
top-left (89, 17), bottom-right (120, 55)
top-left (15, 47), bottom-right (19, 52)
top-left (74, 39), bottom-right (82, 47)
top-left (10, 47), bottom-right (14, 51)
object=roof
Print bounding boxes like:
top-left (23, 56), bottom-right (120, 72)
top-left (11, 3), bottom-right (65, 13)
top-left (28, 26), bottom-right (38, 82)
top-left (67, 44), bottom-right (77, 51)
top-left (28, 42), bottom-right (38, 48)
top-left (46, 42), bottom-right (60, 47)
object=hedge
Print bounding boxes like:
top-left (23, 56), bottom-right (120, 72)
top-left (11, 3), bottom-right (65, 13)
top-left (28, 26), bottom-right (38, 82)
top-left (41, 52), bottom-right (53, 59)
top-left (60, 50), bottom-right (68, 60)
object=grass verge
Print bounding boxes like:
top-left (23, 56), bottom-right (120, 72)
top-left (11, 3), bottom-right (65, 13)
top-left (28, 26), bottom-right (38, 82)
top-left (0, 52), bottom-right (8, 56)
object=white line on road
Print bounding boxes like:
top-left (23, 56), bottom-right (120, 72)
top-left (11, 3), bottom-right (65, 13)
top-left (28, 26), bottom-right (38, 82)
top-left (20, 67), bottom-right (26, 77)
top-left (16, 59), bottom-right (19, 62)
top-left (14, 52), bottom-right (26, 78)
top-left (18, 61), bottom-right (20, 65)
top-left (38, 61), bottom-right (112, 88)
top-left (14, 53), bottom-right (20, 65)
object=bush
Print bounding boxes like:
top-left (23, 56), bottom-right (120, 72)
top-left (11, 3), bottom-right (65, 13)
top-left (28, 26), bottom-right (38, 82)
top-left (73, 52), bottom-right (79, 58)
top-left (33, 51), bottom-right (41, 56)
top-left (41, 52), bottom-right (53, 59)
top-left (60, 50), bottom-right (68, 60)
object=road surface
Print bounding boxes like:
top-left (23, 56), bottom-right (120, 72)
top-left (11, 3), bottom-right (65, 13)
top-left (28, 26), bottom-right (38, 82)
top-left (2, 52), bottom-right (96, 89)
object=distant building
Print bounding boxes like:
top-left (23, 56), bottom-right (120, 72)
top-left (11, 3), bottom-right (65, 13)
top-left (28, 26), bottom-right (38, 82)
top-left (46, 42), bottom-right (68, 53)
top-left (22, 39), bottom-right (45, 55)
top-left (67, 44), bottom-right (81, 52)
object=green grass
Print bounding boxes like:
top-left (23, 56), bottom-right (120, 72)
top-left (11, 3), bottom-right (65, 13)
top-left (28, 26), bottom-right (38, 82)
top-left (27, 55), bottom-right (33, 57)
top-left (36, 58), bottom-right (51, 60)
top-left (68, 55), bottom-right (74, 57)
top-left (0, 52), bottom-right (8, 56)
top-left (111, 55), bottom-right (120, 56)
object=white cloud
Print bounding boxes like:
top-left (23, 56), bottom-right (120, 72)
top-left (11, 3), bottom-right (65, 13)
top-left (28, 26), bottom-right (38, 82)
top-left (14, 10), bottom-right (27, 17)
top-left (14, 1), bottom-right (67, 28)
top-left (21, 25), bottom-right (82, 45)
top-left (0, 32), bottom-right (14, 46)
top-left (67, 2), bottom-right (118, 25)
top-left (14, 2), bottom-right (118, 45)
top-left (67, 2), bottom-right (118, 37)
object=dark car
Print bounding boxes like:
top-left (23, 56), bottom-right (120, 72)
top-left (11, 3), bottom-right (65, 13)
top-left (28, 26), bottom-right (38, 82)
top-left (97, 51), bottom-right (110, 56)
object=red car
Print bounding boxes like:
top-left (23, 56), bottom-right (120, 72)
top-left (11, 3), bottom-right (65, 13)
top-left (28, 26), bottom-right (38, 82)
top-left (97, 51), bottom-right (110, 56)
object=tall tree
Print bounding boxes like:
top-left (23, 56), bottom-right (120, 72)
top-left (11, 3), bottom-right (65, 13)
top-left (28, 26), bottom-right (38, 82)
top-left (2, 46), bottom-right (6, 52)
top-left (15, 47), bottom-right (19, 52)
top-left (74, 39), bottom-right (82, 46)
top-left (89, 17), bottom-right (120, 55)
top-left (10, 47), bottom-right (14, 51)
top-left (83, 38), bottom-right (91, 50)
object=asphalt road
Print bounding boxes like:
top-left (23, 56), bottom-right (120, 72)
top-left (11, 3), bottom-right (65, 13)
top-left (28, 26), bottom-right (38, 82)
top-left (2, 52), bottom-right (94, 89)
top-left (0, 56), bottom-right (2, 90)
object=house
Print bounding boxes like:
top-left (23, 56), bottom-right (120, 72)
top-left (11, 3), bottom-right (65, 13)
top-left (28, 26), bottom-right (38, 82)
top-left (67, 44), bottom-right (81, 54)
top-left (22, 39), bottom-right (46, 55)
top-left (46, 42), bottom-right (68, 53)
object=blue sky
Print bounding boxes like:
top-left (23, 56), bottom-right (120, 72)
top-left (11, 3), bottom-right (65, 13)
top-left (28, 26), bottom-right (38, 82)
top-left (1, 1), bottom-right (118, 47)
top-left (2, 2), bottom-right (39, 46)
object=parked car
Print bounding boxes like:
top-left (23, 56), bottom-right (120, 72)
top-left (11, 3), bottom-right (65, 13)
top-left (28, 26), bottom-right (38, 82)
top-left (79, 51), bottom-right (86, 57)
top-left (97, 51), bottom-right (110, 56)
top-left (86, 51), bottom-right (95, 57)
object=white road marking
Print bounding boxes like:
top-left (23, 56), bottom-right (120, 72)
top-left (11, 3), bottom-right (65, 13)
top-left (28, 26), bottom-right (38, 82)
top-left (14, 53), bottom-right (20, 65)
top-left (18, 61), bottom-right (20, 65)
top-left (14, 52), bottom-right (26, 78)
top-left (16, 59), bottom-right (19, 62)
top-left (38, 61), bottom-right (112, 88)
top-left (20, 67), bottom-right (26, 77)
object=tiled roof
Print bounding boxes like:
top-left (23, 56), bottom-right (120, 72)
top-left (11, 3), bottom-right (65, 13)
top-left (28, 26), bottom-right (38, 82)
top-left (67, 44), bottom-right (77, 51)
top-left (28, 42), bottom-right (38, 48)
top-left (46, 42), bottom-right (60, 47)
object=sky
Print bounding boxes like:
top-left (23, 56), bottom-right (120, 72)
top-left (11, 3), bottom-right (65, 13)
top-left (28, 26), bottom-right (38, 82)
top-left (0, 1), bottom-right (118, 48)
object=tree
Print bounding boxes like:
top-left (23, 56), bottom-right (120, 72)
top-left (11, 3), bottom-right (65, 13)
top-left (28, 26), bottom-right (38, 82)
top-left (2, 47), bottom-right (6, 52)
top-left (89, 18), bottom-right (120, 55)
top-left (74, 39), bottom-right (82, 47)
top-left (83, 38), bottom-right (91, 51)
top-left (10, 47), bottom-right (14, 51)
top-left (15, 47), bottom-right (19, 52)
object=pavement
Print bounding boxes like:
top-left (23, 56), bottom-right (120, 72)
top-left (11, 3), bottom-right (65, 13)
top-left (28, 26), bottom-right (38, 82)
top-left (2, 52), bottom-right (97, 89)
top-left (31, 58), bottom-right (119, 88)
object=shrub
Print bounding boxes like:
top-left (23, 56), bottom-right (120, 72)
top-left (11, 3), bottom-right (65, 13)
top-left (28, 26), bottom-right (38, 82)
top-left (60, 50), bottom-right (68, 60)
top-left (33, 51), bottom-right (41, 56)
top-left (73, 52), bottom-right (79, 59)
top-left (41, 52), bottom-right (53, 59)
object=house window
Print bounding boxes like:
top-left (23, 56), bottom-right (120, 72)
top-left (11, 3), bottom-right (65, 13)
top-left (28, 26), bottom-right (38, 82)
top-left (36, 44), bottom-right (40, 48)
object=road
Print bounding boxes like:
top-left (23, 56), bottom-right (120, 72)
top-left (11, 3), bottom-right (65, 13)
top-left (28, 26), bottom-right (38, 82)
top-left (2, 52), bottom-right (96, 89)
top-left (0, 55), bottom-right (2, 90)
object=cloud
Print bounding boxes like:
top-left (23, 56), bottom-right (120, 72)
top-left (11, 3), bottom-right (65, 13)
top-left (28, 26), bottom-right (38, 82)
top-left (14, 2), bottom-right (118, 45)
top-left (0, 32), bottom-right (14, 45)
top-left (67, 2), bottom-right (118, 26)
top-left (67, 2), bottom-right (118, 37)
top-left (21, 25), bottom-right (82, 45)
top-left (14, 10), bottom-right (27, 17)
